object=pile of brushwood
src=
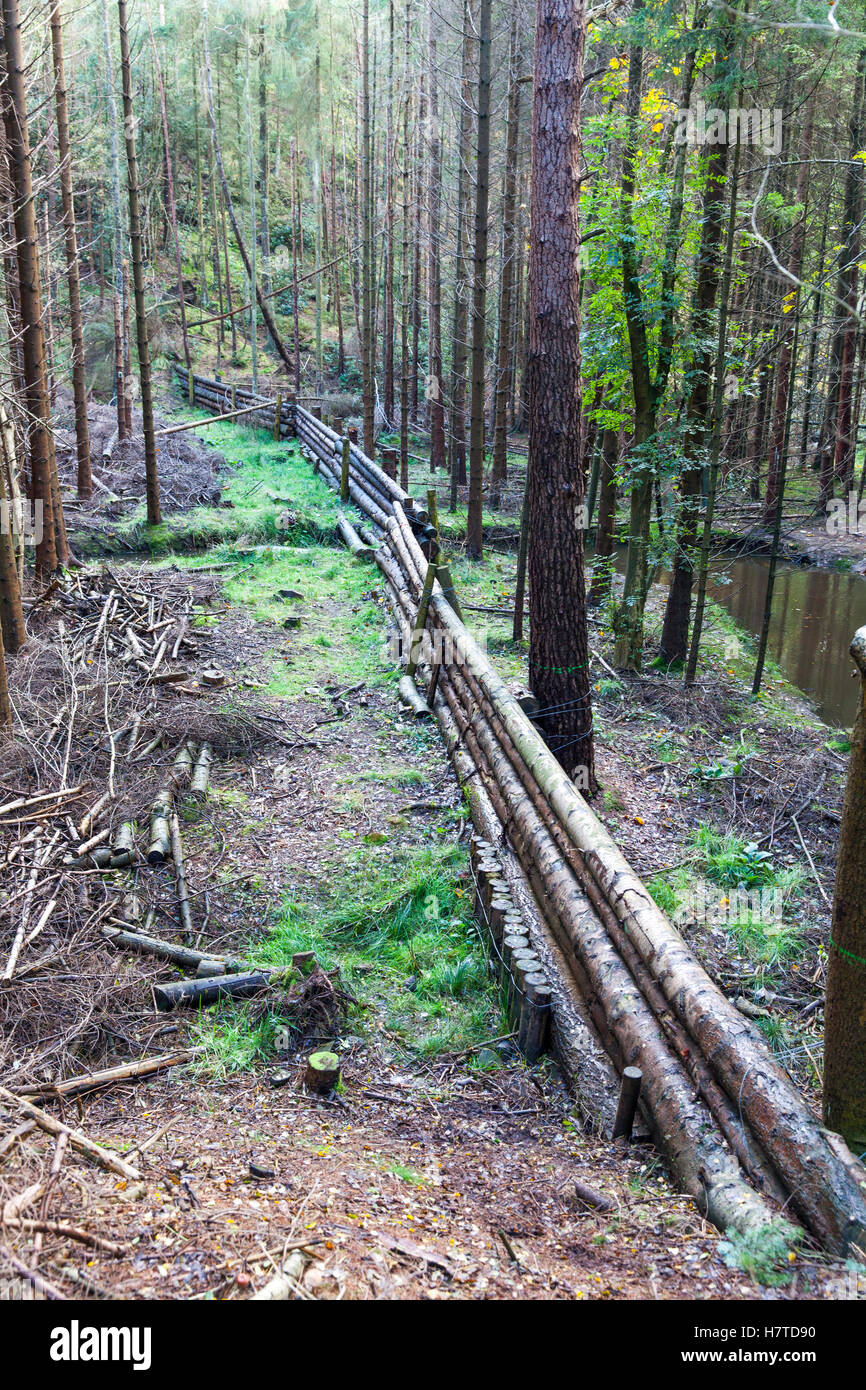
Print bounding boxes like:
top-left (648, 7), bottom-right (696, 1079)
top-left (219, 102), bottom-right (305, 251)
top-left (0, 564), bottom-right (328, 1102)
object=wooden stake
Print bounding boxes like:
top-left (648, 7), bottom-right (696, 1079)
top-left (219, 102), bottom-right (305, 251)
top-left (340, 436), bottom-right (350, 503)
top-left (405, 560), bottom-right (438, 679)
top-left (612, 1066), bottom-right (643, 1141)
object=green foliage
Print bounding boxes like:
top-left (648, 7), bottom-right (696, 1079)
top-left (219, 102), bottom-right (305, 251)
top-left (691, 827), bottom-right (776, 888)
top-left (717, 1221), bottom-right (803, 1288)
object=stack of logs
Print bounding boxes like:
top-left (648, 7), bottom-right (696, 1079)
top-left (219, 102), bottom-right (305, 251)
top-left (470, 835), bottom-right (550, 1063)
top-left (287, 398), bottom-right (866, 1259)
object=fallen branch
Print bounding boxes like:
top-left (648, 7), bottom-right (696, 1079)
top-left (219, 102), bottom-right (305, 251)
top-left (0, 1086), bottom-right (141, 1181)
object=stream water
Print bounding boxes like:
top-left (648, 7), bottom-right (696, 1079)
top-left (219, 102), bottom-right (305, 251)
top-left (700, 555), bottom-right (865, 730)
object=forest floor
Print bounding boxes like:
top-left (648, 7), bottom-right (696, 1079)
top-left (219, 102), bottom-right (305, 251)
top-left (0, 380), bottom-right (859, 1301)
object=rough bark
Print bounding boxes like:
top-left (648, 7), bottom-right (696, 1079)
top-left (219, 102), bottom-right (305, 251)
top-left (2, 0), bottom-right (59, 573)
top-left (526, 0), bottom-right (595, 787)
top-left (448, 0), bottom-right (473, 509)
top-left (50, 0), bottom-right (92, 499)
top-left (824, 626), bottom-right (866, 1151)
top-left (490, 3), bottom-right (521, 508)
top-left (118, 0), bottom-right (161, 526)
top-left (465, 0), bottom-right (491, 559)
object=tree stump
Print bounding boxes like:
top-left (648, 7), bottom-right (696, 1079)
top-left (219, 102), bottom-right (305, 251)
top-left (304, 1051), bottom-right (340, 1095)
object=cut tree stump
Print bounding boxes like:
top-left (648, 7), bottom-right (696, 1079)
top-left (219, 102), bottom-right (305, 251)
top-left (304, 1051), bottom-right (340, 1095)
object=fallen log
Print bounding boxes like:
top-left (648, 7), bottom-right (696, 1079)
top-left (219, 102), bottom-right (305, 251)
top-left (250, 1248), bottom-right (308, 1301)
top-left (147, 785), bottom-right (171, 864)
top-left (102, 925), bottom-right (243, 974)
top-left (336, 514), bottom-right (374, 562)
top-left (153, 971), bottom-right (271, 1011)
top-left (397, 675), bottom-right (432, 719)
top-left (189, 742), bottom-right (213, 800)
top-left (169, 811), bottom-right (194, 939)
top-left (452, 654), bottom-right (791, 1205)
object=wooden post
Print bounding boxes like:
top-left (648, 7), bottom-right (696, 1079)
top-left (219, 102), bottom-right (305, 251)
top-left (612, 1066), bottom-right (643, 1140)
top-left (426, 485), bottom-right (440, 539)
top-left (518, 974), bottom-right (551, 1063)
top-left (188, 368), bottom-right (194, 405)
top-left (287, 393), bottom-right (296, 437)
top-left (347, 425), bottom-right (359, 445)
top-left (824, 626), bottom-right (866, 1150)
top-left (274, 393), bottom-right (283, 440)
top-left (231, 385), bottom-right (237, 413)
top-left (405, 559), bottom-right (438, 679)
top-left (311, 405), bottom-right (322, 421)
top-left (436, 563), bottom-right (463, 621)
top-left (383, 447), bottom-right (397, 481)
top-left (340, 437), bottom-right (351, 503)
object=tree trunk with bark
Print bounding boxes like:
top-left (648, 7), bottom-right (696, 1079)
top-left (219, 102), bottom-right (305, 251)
top-left (118, 0), bottom-right (160, 526)
top-left (50, 0), bottom-right (91, 500)
top-left (824, 625), bottom-right (866, 1151)
top-left (448, 0), bottom-right (473, 509)
top-left (490, 3), bottom-right (521, 509)
top-left (526, 0), bottom-right (595, 789)
top-left (466, 0), bottom-right (491, 560)
top-left (2, 0), bottom-right (59, 574)
top-left (427, 14), bottom-right (445, 471)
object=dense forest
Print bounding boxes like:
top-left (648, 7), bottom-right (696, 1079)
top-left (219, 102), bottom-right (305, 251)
top-left (0, 0), bottom-right (865, 1317)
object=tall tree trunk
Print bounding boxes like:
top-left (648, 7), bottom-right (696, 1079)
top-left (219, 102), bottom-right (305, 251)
top-left (258, 22), bottom-right (271, 300)
top-left (0, 453), bottom-right (24, 653)
top-left (527, 0), bottom-right (595, 789)
top-left (313, 6), bottom-right (322, 390)
top-left (101, 0), bottom-right (127, 441)
top-left (290, 137), bottom-right (300, 392)
top-left (658, 35), bottom-right (731, 664)
top-left (330, 129), bottom-right (345, 376)
top-left (50, 0), bottom-right (92, 500)
top-left (448, 0), bottom-right (473, 510)
top-left (686, 120), bottom-right (743, 686)
top-left (118, 0), bottom-right (160, 526)
top-left (466, 0), bottom-right (491, 560)
top-left (360, 0), bottom-right (375, 454)
top-left (219, 179), bottom-right (237, 361)
top-left (399, 0), bottom-right (411, 489)
top-left (145, 0), bottom-right (190, 373)
top-left (2, 0), bottom-right (59, 574)
top-left (410, 83), bottom-right (424, 422)
top-left (490, 3), bottom-right (521, 509)
top-left (383, 0), bottom-right (395, 421)
top-left (823, 624), bottom-right (866, 1151)
top-left (427, 11), bottom-right (445, 471)
top-left (201, 0), bottom-right (294, 376)
top-left (823, 51), bottom-right (866, 507)
top-left (762, 92), bottom-right (815, 524)
top-left (243, 26), bottom-right (258, 394)
top-left (588, 426), bottom-right (619, 608)
top-left (612, 5), bottom-right (655, 670)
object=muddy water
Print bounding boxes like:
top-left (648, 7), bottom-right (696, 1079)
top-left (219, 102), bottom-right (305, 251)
top-left (703, 554), bottom-right (866, 731)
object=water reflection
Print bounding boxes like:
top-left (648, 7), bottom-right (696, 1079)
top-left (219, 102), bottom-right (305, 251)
top-left (704, 556), bottom-right (865, 729)
top-left (602, 546), bottom-right (865, 728)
